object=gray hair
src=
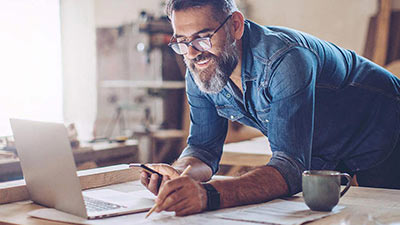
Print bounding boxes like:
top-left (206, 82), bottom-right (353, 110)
top-left (165, 0), bottom-right (239, 22)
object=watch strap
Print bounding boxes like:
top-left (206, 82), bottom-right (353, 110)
top-left (201, 182), bottom-right (220, 210)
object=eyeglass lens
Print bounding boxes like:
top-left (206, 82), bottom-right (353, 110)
top-left (171, 38), bottom-right (212, 55)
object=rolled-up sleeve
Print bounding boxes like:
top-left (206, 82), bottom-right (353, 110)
top-left (266, 47), bottom-right (319, 195)
top-left (179, 70), bottom-right (228, 174)
top-left (267, 151), bottom-right (306, 195)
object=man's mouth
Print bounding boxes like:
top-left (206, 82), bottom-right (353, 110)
top-left (194, 58), bottom-right (211, 68)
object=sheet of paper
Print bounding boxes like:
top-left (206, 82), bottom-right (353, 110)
top-left (213, 199), bottom-right (345, 225)
top-left (136, 212), bottom-right (254, 225)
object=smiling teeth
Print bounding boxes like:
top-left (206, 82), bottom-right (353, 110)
top-left (197, 59), bottom-right (210, 65)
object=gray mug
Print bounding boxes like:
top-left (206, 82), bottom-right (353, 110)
top-left (302, 170), bottom-right (352, 211)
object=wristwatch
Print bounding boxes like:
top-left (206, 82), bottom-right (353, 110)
top-left (201, 183), bottom-right (220, 210)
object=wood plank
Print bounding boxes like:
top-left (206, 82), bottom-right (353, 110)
top-left (0, 180), bottom-right (28, 205)
top-left (372, 0), bottom-right (392, 66)
top-left (220, 152), bottom-right (271, 166)
top-left (0, 164), bottom-right (140, 205)
top-left (78, 164), bottom-right (140, 190)
top-left (387, 11), bottom-right (400, 63)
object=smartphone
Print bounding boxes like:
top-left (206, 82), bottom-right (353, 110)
top-left (129, 163), bottom-right (163, 177)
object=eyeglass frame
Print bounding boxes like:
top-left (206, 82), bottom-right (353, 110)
top-left (168, 14), bottom-right (233, 55)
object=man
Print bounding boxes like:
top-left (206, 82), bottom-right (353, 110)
top-left (141, 0), bottom-right (400, 216)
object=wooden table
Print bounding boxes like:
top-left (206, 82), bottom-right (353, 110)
top-left (0, 140), bottom-right (139, 182)
top-left (1, 165), bottom-right (399, 225)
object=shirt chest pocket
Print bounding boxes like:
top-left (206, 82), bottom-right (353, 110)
top-left (215, 105), bottom-right (244, 122)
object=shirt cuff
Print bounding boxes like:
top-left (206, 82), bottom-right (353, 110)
top-left (179, 145), bottom-right (221, 174)
top-left (267, 151), bottom-right (306, 195)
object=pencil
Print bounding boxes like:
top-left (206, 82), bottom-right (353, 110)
top-left (145, 165), bottom-right (192, 218)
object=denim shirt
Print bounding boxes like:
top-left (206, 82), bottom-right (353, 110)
top-left (179, 20), bottom-right (400, 195)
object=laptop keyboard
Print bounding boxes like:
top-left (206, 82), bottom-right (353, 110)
top-left (84, 196), bottom-right (124, 212)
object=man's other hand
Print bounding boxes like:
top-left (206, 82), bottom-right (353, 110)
top-left (155, 176), bottom-right (207, 216)
top-left (140, 163), bottom-right (180, 195)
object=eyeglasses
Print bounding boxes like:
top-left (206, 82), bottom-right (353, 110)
top-left (168, 15), bottom-right (232, 55)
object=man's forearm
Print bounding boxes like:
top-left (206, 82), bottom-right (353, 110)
top-left (210, 166), bottom-right (289, 208)
top-left (172, 156), bottom-right (213, 182)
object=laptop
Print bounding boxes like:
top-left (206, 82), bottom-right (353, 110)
top-left (10, 118), bottom-right (154, 219)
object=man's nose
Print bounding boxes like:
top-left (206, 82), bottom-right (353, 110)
top-left (185, 45), bottom-right (201, 60)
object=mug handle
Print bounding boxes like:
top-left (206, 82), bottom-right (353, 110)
top-left (340, 173), bottom-right (352, 197)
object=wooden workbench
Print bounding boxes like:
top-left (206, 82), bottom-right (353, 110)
top-left (0, 165), bottom-right (399, 225)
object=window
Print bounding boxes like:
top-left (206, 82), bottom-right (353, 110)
top-left (0, 0), bottom-right (63, 136)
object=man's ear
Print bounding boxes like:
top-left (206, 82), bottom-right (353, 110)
top-left (230, 11), bottom-right (245, 40)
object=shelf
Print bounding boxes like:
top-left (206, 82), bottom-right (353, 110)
top-left (101, 80), bottom-right (185, 89)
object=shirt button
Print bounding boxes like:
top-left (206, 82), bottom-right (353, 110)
top-left (230, 115), bottom-right (235, 120)
top-left (265, 119), bottom-right (269, 122)
top-left (226, 93), bottom-right (231, 98)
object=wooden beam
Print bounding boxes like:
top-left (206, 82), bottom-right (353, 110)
top-left (0, 164), bottom-right (140, 205)
top-left (372, 0), bottom-right (392, 66)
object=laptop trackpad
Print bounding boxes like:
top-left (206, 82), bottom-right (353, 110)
top-left (82, 189), bottom-right (155, 209)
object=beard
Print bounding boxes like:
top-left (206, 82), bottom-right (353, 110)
top-left (184, 33), bottom-right (239, 94)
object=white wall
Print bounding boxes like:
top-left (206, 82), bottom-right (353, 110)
top-left (61, 0), bottom-right (97, 141)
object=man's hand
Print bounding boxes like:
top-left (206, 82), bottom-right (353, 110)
top-left (154, 176), bottom-right (207, 216)
top-left (140, 163), bottom-right (181, 195)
